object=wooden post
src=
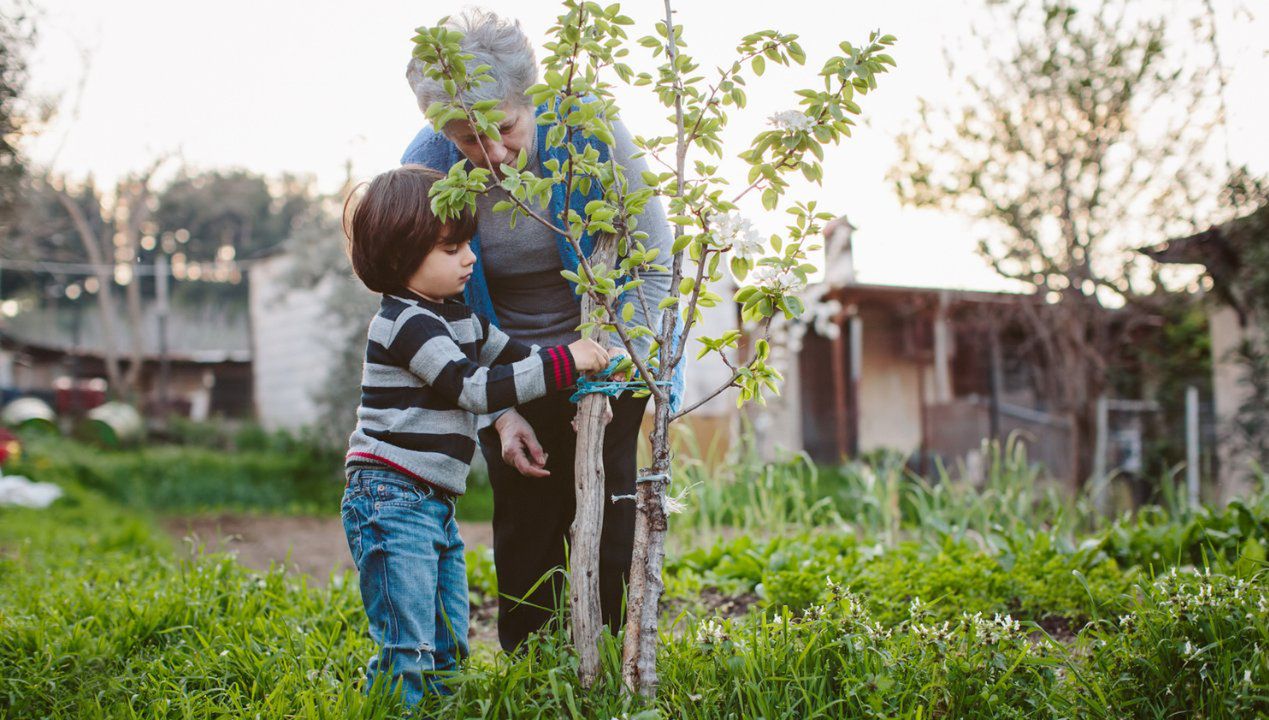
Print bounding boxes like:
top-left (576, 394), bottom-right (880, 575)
top-left (1186, 385), bottom-right (1200, 509)
top-left (829, 303), bottom-right (850, 460)
top-left (570, 234), bottom-right (617, 688)
top-left (848, 311), bottom-right (863, 457)
top-left (1091, 394), bottom-right (1109, 515)
top-left (988, 324), bottom-right (1003, 443)
top-left (155, 255), bottom-right (171, 423)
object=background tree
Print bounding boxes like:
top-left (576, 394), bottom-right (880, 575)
top-left (0, 2), bottom-right (36, 231)
top-left (151, 169), bottom-right (315, 308)
top-left (891, 0), bottom-right (1230, 489)
top-left (4, 166), bottom-right (320, 401)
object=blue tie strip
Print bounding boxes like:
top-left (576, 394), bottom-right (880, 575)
top-left (569, 356), bottom-right (671, 403)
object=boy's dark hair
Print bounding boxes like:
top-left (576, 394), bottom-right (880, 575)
top-left (343, 165), bottom-right (477, 294)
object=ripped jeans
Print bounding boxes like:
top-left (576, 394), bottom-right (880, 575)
top-left (341, 467), bottom-right (469, 706)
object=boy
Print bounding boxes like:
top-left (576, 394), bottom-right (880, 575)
top-left (340, 165), bottom-right (613, 707)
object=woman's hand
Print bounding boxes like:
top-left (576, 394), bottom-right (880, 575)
top-left (492, 410), bottom-right (550, 478)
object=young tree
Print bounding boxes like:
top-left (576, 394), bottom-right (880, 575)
top-left (890, 0), bottom-right (1229, 489)
top-left (414, 0), bottom-right (894, 695)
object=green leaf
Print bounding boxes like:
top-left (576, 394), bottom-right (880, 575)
top-left (752, 55), bottom-right (766, 76)
top-left (783, 295), bottom-right (805, 318)
top-left (621, 302), bottom-right (635, 322)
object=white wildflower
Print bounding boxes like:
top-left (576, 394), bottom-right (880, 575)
top-left (825, 576), bottom-right (844, 597)
top-left (768, 110), bottom-right (813, 132)
top-left (802, 604), bottom-right (828, 622)
top-left (908, 596), bottom-right (927, 618)
top-left (863, 620), bottom-right (891, 641)
top-left (911, 621), bottom-right (954, 645)
top-left (696, 618), bottom-right (729, 645)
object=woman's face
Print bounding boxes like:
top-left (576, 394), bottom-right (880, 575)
top-left (444, 103), bottom-right (535, 173)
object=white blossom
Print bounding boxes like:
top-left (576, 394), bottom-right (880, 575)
top-left (750, 264), bottom-right (807, 294)
top-left (709, 211), bottom-right (764, 260)
top-left (768, 110), bottom-right (813, 132)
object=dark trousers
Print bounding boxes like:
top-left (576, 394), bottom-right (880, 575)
top-left (477, 390), bottom-right (649, 652)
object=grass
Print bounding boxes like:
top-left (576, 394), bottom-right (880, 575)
top-left (7, 432), bottom-right (495, 521)
top-left (2, 432), bottom-right (1267, 717)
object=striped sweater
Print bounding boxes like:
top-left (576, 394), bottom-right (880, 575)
top-left (345, 292), bottom-right (577, 495)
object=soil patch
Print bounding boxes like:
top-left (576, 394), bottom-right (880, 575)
top-left (162, 514), bottom-right (493, 584)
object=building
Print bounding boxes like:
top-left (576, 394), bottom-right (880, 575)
top-left (1143, 204), bottom-right (1268, 502)
top-left (0, 300), bottom-right (252, 419)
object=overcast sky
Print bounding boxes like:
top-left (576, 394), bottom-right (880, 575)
top-left (18, 0), bottom-right (1269, 291)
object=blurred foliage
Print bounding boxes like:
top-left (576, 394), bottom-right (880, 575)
top-left (0, 2), bottom-right (36, 230)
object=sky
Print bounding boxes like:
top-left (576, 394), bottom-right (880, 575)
top-left (17, 0), bottom-right (1269, 292)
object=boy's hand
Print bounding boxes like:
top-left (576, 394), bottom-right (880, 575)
top-left (567, 338), bottom-right (611, 373)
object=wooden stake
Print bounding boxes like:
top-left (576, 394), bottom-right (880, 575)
top-left (569, 232), bottom-right (617, 688)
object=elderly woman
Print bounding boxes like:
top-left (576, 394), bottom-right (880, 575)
top-left (402, 9), bottom-right (678, 652)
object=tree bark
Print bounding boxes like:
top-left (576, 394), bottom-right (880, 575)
top-left (118, 166), bottom-right (163, 401)
top-left (54, 190), bottom-right (125, 395)
top-left (569, 232), bottom-right (617, 688)
top-left (622, 398), bottom-right (671, 696)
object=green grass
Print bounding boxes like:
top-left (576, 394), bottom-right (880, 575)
top-left (2, 436), bottom-right (1268, 718)
top-left (7, 433), bottom-right (495, 521)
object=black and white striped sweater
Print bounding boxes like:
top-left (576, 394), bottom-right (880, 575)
top-left (345, 292), bottom-right (577, 495)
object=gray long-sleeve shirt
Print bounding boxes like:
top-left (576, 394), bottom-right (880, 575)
top-left (476, 117), bottom-right (672, 361)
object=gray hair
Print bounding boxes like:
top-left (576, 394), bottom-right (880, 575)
top-left (406, 9), bottom-right (538, 119)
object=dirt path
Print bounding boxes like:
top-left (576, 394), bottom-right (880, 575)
top-left (162, 514), bottom-right (494, 582)
top-left (163, 514), bottom-right (501, 646)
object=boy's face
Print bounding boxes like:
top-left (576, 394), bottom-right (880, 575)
top-left (406, 232), bottom-right (477, 302)
top-left (444, 103), bottom-right (535, 174)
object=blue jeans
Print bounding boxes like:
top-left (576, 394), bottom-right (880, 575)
top-left (341, 467), bottom-right (469, 706)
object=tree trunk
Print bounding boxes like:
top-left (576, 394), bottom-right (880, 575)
top-left (55, 191), bottom-right (125, 395)
top-left (569, 232), bottom-right (617, 688)
top-left (621, 397), bottom-right (671, 696)
top-left (119, 187), bottom-right (154, 403)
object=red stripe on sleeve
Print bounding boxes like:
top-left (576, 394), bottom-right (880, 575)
top-left (547, 346), bottom-right (564, 391)
top-left (562, 345), bottom-right (575, 387)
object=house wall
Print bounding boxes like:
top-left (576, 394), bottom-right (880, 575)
top-left (1209, 304), bottom-right (1263, 501)
top-left (857, 305), bottom-right (925, 454)
top-left (248, 254), bottom-right (339, 431)
top-left (4, 353), bottom-right (57, 391)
